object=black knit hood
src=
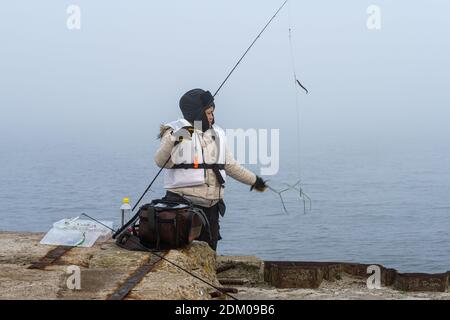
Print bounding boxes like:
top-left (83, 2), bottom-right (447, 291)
top-left (179, 89), bottom-right (215, 131)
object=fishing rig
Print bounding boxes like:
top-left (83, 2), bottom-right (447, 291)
top-left (263, 0), bottom-right (312, 215)
top-left (82, 0), bottom-right (313, 299)
top-left (119, 0), bottom-right (310, 222)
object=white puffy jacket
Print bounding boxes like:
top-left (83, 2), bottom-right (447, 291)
top-left (154, 125), bottom-right (257, 207)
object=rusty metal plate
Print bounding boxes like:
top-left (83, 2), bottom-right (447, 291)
top-left (107, 252), bottom-right (167, 300)
top-left (28, 246), bottom-right (73, 270)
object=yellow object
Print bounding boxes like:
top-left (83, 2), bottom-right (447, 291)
top-left (122, 197), bottom-right (129, 204)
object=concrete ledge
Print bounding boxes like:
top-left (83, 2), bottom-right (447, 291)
top-left (264, 261), bottom-right (448, 292)
top-left (394, 273), bottom-right (449, 292)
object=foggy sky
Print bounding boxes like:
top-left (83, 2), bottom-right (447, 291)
top-left (1, 0), bottom-right (449, 153)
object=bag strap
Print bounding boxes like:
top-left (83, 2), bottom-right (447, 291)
top-left (192, 207), bottom-right (212, 240)
top-left (156, 192), bottom-right (194, 208)
top-left (155, 213), bottom-right (161, 250)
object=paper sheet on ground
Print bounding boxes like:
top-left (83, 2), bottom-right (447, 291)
top-left (40, 217), bottom-right (113, 247)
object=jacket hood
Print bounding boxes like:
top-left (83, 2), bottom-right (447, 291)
top-left (179, 89), bottom-right (215, 124)
top-left (157, 124), bottom-right (172, 140)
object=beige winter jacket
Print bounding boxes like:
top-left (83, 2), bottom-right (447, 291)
top-left (154, 126), bottom-right (257, 207)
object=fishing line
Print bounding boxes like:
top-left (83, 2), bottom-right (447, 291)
top-left (114, 156), bottom-right (172, 238)
top-left (214, 0), bottom-right (289, 97)
top-left (105, 1), bottom-right (293, 299)
top-left (113, 0), bottom-right (291, 238)
top-left (57, 0), bottom-right (315, 302)
top-left (263, 1), bottom-right (312, 214)
top-left (286, 1), bottom-right (312, 213)
top-left (288, 2), bottom-right (302, 180)
top-left (81, 213), bottom-right (238, 300)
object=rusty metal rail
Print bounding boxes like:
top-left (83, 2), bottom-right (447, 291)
top-left (107, 251), bottom-right (168, 300)
top-left (218, 278), bottom-right (248, 286)
top-left (216, 263), bottom-right (237, 274)
top-left (28, 246), bottom-right (73, 270)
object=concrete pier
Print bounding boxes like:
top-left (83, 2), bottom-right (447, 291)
top-left (0, 232), bottom-right (448, 300)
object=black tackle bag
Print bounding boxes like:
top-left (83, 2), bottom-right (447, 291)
top-left (116, 196), bottom-right (210, 251)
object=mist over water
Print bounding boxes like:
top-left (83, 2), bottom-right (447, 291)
top-left (1, 137), bottom-right (449, 273)
top-left (1, 1), bottom-right (449, 273)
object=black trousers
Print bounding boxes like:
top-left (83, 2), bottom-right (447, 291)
top-left (196, 203), bottom-right (222, 251)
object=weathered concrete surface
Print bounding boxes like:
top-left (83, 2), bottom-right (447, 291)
top-left (0, 232), bottom-right (63, 299)
top-left (217, 257), bottom-right (450, 300)
top-left (216, 255), bottom-right (264, 285)
top-left (232, 275), bottom-right (450, 300)
top-left (263, 261), bottom-right (449, 292)
top-left (0, 264), bottom-right (62, 299)
top-left (0, 232), bottom-right (219, 300)
top-left (394, 273), bottom-right (449, 292)
top-left (0, 232), bottom-right (449, 300)
top-left (127, 242), bottom-right (220, 300)
top-left (0, 232), bottom-right (50, 265)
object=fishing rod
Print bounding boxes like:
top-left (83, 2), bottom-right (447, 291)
top-left (81, 213), bottom-right (238, 300)
top-left (113, 0), bottom-right (289, 238)
top-left (84, 0), bottom-right (297, 300)
top-left (214, 0), bottom-right (288, 97)
top-left (113, 156), bottom-right (172, 239)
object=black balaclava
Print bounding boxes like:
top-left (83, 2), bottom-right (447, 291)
top-left (179, 89), bottom-right (215, 132)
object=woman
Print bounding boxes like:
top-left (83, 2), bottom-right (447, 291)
top-left (155, 88), bottom-right (267, 251)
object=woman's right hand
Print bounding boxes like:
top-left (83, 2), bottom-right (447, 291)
top-left (251, 176), bottom-right (268, 192)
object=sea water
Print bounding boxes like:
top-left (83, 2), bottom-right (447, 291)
top-left (0, 138), bottom-right (449, 273)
